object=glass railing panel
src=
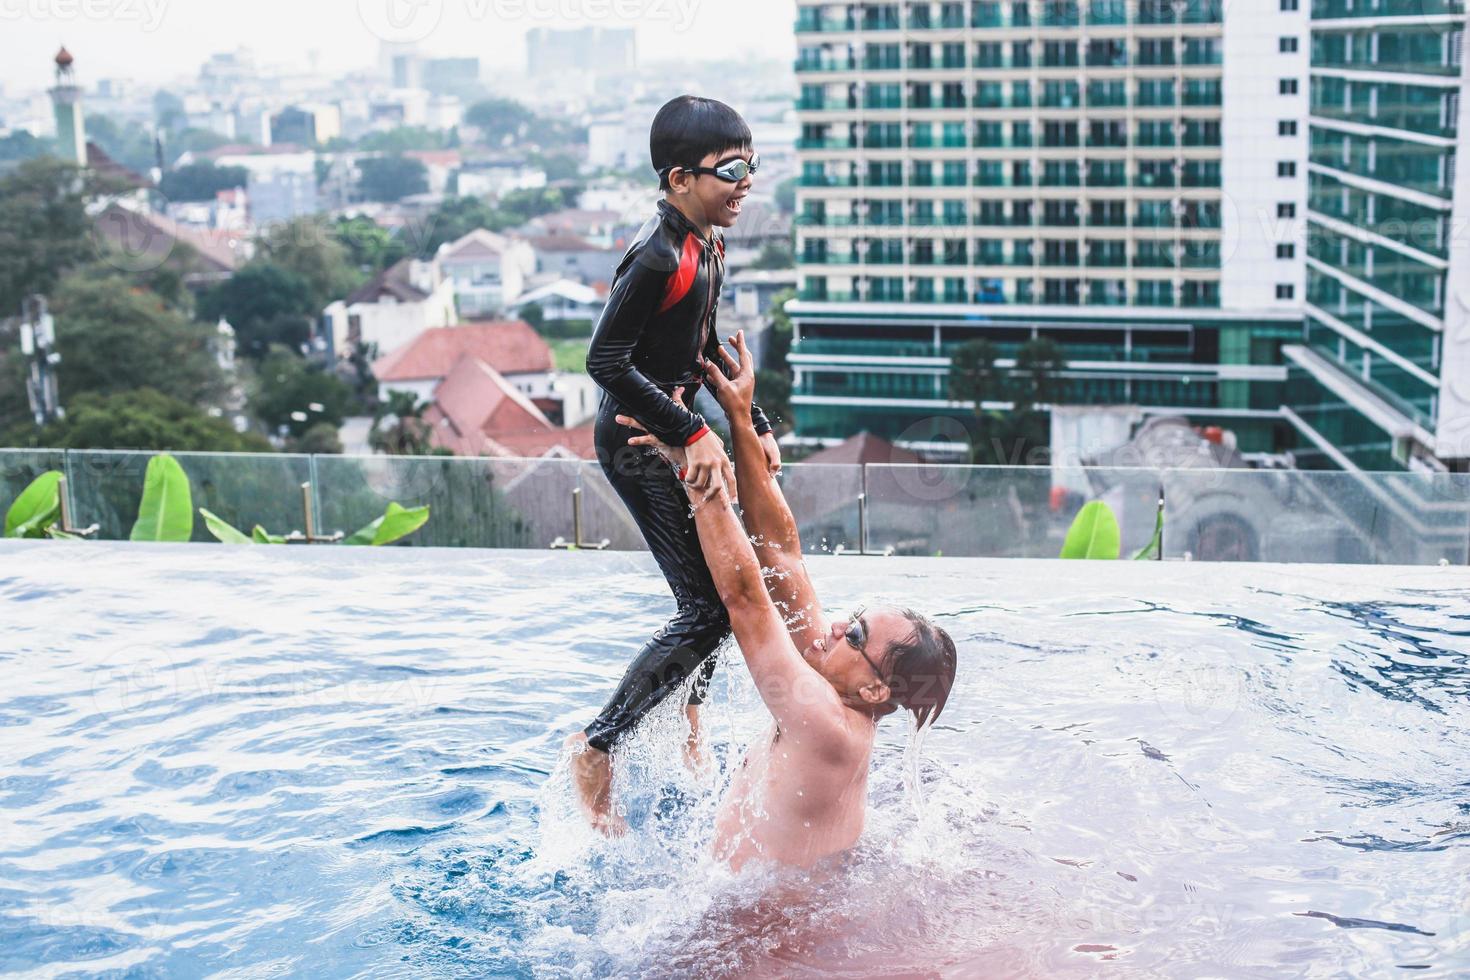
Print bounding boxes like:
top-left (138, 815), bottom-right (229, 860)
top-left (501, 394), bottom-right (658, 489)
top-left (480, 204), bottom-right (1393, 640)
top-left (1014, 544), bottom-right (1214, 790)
top-left (782, 463), bottom-right (865, 555)
top-left (312, 454), bottom-right (557, 549)
top-left (63, 449), bottom-right (311, 543)
top-left (1, 449), bottom-right (67, 522)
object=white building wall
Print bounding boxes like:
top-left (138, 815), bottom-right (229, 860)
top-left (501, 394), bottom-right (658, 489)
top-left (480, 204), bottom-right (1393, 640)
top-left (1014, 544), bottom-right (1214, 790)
top-left (1432, 53), bottom-right (1470, 459)
top-left (1220, 0), bottom-right (1309, 313)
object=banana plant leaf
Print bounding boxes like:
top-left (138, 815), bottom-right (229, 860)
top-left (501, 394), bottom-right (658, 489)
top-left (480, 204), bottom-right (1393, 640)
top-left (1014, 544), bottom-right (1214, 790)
top-left (200, 507), bottom-right (253, 544)
top-left (252, 525), bottom-right (288, 544)
top-left (1060, 500), bottom-right (1121, 560)
top-left (344, 502), bottom-right (430, 546)
top-left (5, 471), bottom-right (63, 538)
top-left (130, 454), bottom-right (194, 542)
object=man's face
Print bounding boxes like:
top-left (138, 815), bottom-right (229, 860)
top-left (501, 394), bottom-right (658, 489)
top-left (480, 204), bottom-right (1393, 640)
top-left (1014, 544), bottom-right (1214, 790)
top-left (802, 604), bottom-right (908, 706)
top-left (684, 145), bottom-right (755, 229)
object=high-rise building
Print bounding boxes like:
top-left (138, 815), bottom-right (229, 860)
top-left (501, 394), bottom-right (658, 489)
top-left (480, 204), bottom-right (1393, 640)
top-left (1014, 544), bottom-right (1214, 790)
top-left (1290, 0), bottom-right (1469, 471)
top-left (789, 0), bottom-right (1310, 455)
top-left (526, 27), bottom-right (636, 78)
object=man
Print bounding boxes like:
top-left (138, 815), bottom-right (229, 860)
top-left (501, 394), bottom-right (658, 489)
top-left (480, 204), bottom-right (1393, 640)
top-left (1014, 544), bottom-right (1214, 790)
top-left (615, 331), bottom-right (958, 870)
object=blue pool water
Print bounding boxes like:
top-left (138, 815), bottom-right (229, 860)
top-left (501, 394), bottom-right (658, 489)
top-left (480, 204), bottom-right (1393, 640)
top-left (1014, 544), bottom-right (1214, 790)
top-left (1, 542), bottom-right (1467, 977)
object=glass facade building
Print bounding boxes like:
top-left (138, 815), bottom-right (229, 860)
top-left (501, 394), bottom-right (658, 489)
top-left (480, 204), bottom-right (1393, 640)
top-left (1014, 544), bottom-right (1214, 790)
top-left (1294, 0), bottom-right (1468, 471)
top-left (790, 0), bottom-right (1311, 454)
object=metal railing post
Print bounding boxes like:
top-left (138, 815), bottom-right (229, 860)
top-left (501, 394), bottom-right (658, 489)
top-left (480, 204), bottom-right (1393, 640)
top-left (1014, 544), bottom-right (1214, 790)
top-left (550, 486), bottom-right (610, 550)
top-left (53, 475), bottom-right (98, 537)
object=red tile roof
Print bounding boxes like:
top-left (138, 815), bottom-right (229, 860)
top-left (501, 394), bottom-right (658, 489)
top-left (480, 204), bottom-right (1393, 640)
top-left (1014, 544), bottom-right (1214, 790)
top-left (420, 354), bottom-right (595, 459)
top-left (373, 320), bottom-right (552, 382)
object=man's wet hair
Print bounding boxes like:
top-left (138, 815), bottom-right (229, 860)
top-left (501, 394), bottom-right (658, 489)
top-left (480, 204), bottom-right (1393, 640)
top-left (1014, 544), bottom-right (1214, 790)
top-left (650, 95), bottom-right (752, 192)
top-left (879, 610), bottom-right (957, 729)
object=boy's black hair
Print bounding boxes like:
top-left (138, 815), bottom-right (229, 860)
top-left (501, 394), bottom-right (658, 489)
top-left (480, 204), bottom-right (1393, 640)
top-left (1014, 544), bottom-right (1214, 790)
top-left (650, 95), bottom-right (752, 192)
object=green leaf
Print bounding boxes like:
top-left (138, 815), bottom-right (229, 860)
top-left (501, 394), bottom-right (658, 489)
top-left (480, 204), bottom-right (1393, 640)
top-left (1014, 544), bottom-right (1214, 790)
top-left (345, 502), bottom-right (430, 546)
top-left (251, 525), bottom-right (288, 544)
top-left (129, 454), bottom-right (194, 542)
top-left (1131, 492), bottom-right (1165, 561)
top-left (200, 507), bottom-right (252, 544)
top-left (1060, 500), bottom-right (1121, 560)
top-left (5, 471), bottom-right (62, 538)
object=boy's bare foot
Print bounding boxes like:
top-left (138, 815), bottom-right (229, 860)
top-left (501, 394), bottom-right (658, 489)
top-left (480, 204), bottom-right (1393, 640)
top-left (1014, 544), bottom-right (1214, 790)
top-left (683, 705), bottom-right (712, 780)
top-left (564, 732), bottom-right (628, 837)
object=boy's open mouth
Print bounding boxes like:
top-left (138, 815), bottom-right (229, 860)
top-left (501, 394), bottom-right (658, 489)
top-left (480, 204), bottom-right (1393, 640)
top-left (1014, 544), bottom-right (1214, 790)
top-left (725, 195), bottom-right (745, 215)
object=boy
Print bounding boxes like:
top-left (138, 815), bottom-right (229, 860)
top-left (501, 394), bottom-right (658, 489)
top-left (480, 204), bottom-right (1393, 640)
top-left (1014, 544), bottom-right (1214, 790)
top-left (567, 95), bottom-right (781, 834)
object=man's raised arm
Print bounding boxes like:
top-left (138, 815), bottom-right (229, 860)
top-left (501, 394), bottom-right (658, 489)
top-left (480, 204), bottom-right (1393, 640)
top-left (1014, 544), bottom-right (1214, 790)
top-left (704, 334), bottom-right (826, 649)
top-left (675, 480), bottom-right (842, 731)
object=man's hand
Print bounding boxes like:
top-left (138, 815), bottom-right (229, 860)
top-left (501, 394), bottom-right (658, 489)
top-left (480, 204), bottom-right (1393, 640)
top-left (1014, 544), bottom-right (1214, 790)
top-left (618, 388), bottom-right (736, 500)
top-left (705, 329), bottom-right (757, 419)
top-left (706, 330), bottom-right (781, 476)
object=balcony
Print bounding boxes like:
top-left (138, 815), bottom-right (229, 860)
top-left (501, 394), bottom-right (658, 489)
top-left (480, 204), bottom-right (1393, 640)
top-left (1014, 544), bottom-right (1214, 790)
top-left (795, 14), bottom-right (857, 32)
top-left (795, 57), bottom-right (857, 72)
top-left (796, 137), bottom-right (857, 150)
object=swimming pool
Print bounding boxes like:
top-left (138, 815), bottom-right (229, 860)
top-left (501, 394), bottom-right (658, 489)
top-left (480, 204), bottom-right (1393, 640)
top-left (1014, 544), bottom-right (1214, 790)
top-left (1, 542), bottom-right (1466, 977)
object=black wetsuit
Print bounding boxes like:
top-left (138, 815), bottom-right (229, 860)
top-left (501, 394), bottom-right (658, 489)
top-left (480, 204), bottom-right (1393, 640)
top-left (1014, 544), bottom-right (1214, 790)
top-left (583, 198), bottom-right (773, 753)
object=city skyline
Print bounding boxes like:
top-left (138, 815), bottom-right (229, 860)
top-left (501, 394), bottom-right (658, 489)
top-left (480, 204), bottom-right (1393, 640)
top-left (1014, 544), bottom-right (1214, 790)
top-left (0, 0), bottom-right (799, 93)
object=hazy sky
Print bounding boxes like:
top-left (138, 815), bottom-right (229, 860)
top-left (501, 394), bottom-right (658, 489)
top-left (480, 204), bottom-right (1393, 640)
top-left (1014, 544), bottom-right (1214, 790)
top-left (1, 0), bottom-right (797, 93)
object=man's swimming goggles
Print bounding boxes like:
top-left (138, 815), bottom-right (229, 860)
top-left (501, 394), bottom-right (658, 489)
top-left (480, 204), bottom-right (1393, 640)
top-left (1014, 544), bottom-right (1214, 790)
top-left (670, 152), bottom-right (760, 183)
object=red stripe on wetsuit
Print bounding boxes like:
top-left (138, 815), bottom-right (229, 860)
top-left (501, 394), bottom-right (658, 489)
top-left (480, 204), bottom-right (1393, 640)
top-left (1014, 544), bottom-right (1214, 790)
top-left (656, 231), bottom-right (702, 315)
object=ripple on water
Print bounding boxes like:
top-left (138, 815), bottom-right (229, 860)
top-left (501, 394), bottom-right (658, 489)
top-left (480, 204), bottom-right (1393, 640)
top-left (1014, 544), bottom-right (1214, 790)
top-left (0, 547), bottom-right (1466, 976)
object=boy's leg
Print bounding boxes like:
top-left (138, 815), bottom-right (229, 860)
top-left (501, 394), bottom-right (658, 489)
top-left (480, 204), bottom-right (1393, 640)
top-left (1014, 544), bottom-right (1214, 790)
top-left (584, 407), bottom-right (731, 753)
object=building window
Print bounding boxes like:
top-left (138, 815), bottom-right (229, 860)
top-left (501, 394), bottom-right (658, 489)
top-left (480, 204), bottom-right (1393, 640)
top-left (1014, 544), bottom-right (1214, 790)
top-left (1276, 243), bottom-right (1296, 258)
top-left (1276, 283), bottom-right (1295, 299)
top-left (1279, 78), bottom-right (1298, 95)
top-left (1278, 161), bottom-right (1297, 177)
top-left (1277, 202), bottom-right (1296, 218)
top-left (1279, 36), bottom-right (1298, 53)
top-left (1279, 0), bottom-right (1297, 9)
top-left (1279, 120), bottom-right (1297, 136)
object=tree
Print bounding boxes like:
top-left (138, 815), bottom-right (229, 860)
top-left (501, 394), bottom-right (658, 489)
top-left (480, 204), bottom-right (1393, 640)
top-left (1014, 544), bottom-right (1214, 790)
top-left (1, 387), bottom-right (271, 453)
top-left (0, 159), bottom-right (99, 316)
top-left (332, 216), bottom-right (408, 274)
top-left (359, 155), bottom-right (429, 203)
top-left (949, 339), bottom-right (1006, 464)
top-left (464, 97), bottom-right (536, 144)
top-left (247, 344), bottom-right (355, 438)
top-left (198, 262), bottom-right (317, 357)
top-left (0, 131), bottom-right (52, 162)
top-left (948, 337), bottom-right (1063, 465)
top-left (255, 217), bottom-right (364, 310)
top-left (370, 389), bottom-right (436, 455)
top-left (493, 186), bottom-right (565, 225)
top-left (158, 161), bottom-right (248, 202)
top-left (414, 195), bottom-right (499, 256)
top-left (355, 127), bottom-right (450, 153)
top-left (286, 420), bottom-right (343, 454)
top-left (49, 272), bottom-right (228, 408)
